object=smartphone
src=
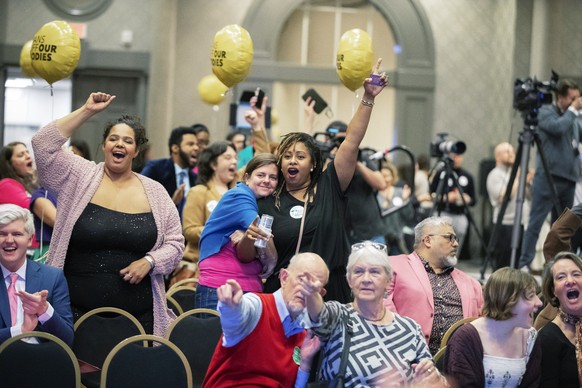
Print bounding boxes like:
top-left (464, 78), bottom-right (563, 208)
top-left (240, 88), bottom-right (265, 109)
top-left (302, 88), bottom-right (328, 114)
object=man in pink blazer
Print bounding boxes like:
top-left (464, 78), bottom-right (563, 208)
top-left (385, 216), bottom-right (483, 355)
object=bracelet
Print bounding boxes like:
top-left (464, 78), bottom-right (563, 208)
top-left (361, 98), bottom-right (374, 108)
top-left (144, 255), bottom-right (156, 269)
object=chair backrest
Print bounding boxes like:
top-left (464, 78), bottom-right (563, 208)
top-left (167, 286), bottom-right (197, 314)
top-left (167, 294), bottom-right (184, 316)
top-left (166, 309), bottom-right (222, 385)
top-left (101, 334), bottom-right (192, 388)
top-left (440, 316), bottom-right (477, 348)
top-left (187, 308), bottom-right (220, 317)
top-left (169, 277), bottom-right (199, 291)
top-left (0, 331), bottom-right (81, 388)
top-left (433, 345), bottom-right (446, 373)
top-left (73, 307), bottom-right (146, 369)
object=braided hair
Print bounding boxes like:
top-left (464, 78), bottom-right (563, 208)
top-left (273, 132), bottom-right (323, 209)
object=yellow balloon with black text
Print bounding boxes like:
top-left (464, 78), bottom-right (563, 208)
top-left (30, 21), bottom-right (81, 85)
top-left (19, 40), bottom-right (36, 78)
top-left (198, 74), bottom-right (228, 105)
top-left (336, 29), bottom-right (374, 91)
top-left (211, 24), bottom-right (253, 88)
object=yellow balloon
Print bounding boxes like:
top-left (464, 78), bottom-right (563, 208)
top-left (211, 24), bottom-right (253, 88)
top-left (19, 40), bottom-right (36, 78)
top-left (30, 21), bottom-right (81, 85)
top-left (198, 74), bottom-right (228, 105)
top-left (336, 29), bottom-right (374, 91)
top-left (270, 108), bottom-right (279, 126)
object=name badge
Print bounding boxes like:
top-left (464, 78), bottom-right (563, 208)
top-left (290, 205), bottom-right (304, 219)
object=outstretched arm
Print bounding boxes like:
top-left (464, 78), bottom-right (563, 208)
top-left (334, 58), bottom-right (388, 191)
top-left (297, 271), bottom-right (325, 322)
top-left (217, 279), bottom-right (262, 347)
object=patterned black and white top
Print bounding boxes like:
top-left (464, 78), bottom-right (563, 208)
top-left (312, 302), bottom-right (432, 387)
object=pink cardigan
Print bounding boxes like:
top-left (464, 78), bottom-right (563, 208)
top-left (385, 251), bottom-right (483, 344)
top-left (32, 121), bottom-right (184, 336)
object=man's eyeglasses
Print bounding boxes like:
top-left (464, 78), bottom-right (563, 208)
top-left (351, 241), bottom-right (388, 254)
top-left (427, 233), bottom-right (458, 243)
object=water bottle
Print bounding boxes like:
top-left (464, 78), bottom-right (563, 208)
top-left (254, 214), bottom-right (274, 249)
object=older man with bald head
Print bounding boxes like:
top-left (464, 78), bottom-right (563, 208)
top-left (486, 142), bottom-right (532, 269)
top-left (203, 252), bottom-right (329, 387)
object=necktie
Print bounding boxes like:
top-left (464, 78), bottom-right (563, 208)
top-left (178, 170), bottom-right (187, 217)
top-left (8, 273), bottom-right (18, 326)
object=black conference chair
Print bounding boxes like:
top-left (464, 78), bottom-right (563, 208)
top-left (100, 334), bottom-right (192, 388)
top-left (0, 331), bottom-right (81, 388)
top-left (439, 316), bottom-right (477, 348)
top-left (169, 277), bottom-right (199, 291)
top-left (167, 285), bottom-right (197, 314)
top-left (72, 307), bottom-right (146, 388)
top-left (166, 308), bottom-right (222, 386)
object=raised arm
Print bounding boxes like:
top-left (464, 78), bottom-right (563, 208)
top-left (334, 58), bottom-right (388, 191)
top-left (356, 161), bottom-right (387, 191)
top-left (302, 97), bottom-right (317, 135)
top-left (56, 92), bottom-right (116, 138)
top-left (244, 95), bottom-right (272, 154)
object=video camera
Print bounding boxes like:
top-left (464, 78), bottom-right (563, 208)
top-left (513, 71), bottom-right (559, 113)
top-left (430, 132), bottom-right (466, 158)
top-left (313, 129), bottom-right (345, 161)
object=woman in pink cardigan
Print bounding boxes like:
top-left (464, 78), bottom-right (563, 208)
top-left (32, 92), bottom-right (184, 336)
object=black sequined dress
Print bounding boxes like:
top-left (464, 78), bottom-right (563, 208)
top-left (65, 202), bottom-right (157, 333)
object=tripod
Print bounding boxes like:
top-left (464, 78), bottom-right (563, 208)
top-left (482, 110), bottom-right (561, 276)
top-left (431, 156), bottom-right (489, 261)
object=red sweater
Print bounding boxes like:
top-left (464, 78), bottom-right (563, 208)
top-left (203, 293), bottom-right (306, 387)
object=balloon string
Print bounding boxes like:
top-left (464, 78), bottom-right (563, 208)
top-left (51, 85), bottom-right (55, 119)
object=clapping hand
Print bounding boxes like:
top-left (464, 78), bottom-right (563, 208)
top-left (411, 359), bottom-right (442, 386)
top-left (17, 289), bottom-right (49, 316)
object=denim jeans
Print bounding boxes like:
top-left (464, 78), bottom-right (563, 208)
top-left (194, 284), bottom-right (219, 313)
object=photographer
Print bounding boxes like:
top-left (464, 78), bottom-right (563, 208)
top-left (317, 121), bottom-right (389, 245)
top-left (429, 151), bottom-right (476, 256)
top-left (519, 79), bottom-right (582, 269)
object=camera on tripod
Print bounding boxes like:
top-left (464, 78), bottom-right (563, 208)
top-left (430, 132), bottom-right (466, 158)
top-left (513, 71), bottom-right (559, 112)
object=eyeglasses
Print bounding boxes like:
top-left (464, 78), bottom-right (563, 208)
top-left (427, 233), bottom-right (458, 243)
top-left (351, 241), bottom-right (388, 254)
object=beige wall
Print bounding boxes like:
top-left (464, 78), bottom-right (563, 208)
top-left (4, 0), bottom-right (582, 169)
